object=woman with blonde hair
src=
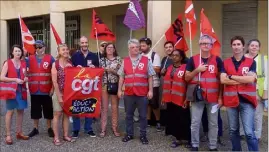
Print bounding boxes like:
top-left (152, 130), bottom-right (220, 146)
top-left (51, 44), bottom-right (75, 145)
top-left (0, 45), bottom-right (29, 145)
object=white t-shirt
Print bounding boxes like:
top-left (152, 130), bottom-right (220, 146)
top-left (142, 50), bottom-right (161, 87)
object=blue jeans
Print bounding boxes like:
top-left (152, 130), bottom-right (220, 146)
top-left (124, 95), bottom-right (148, 137)
top-left (72, 117), bottom-right (93, 133)
top-left (227, 101), bottom-right (259, 151)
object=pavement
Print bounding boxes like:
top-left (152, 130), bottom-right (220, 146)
top-left (0, 99), bottom-right (268, 152)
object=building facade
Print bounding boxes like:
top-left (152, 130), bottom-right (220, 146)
top-left (0, 0), bottom-right (267, 65)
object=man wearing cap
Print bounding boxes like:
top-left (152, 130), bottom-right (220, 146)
top-left (97, 41), bottom-right (108, 59)
top-left (27, 40), bottom-right (55, 138)
top-left (139, 37), bottom-right (163, 132)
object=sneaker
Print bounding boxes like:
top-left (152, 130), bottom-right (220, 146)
top-left (122, 135), bottom-right (134, 142)
top-left (28, 128), bottom-right (39, 137)
top-left (48, 128), bottom-right (55, 138)
top-left (191, 147), bottom-right (198, 151)
top-left (140, 136), bottom-right (149, 144)
top-left (209, 148), bottom-right (218, 151)
top-left (200, 134), bottom-right (208, 142)
top-left (217, 136), bottom-right (225, 146)
top-left (87, 131), bottom-right (96, 137)
top-left (156, 123), bottom-right (164, 132)
top-left (72, 131), bottom-right (79, 138)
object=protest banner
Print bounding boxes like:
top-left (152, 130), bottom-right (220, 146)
top-left (63, 67), bottom-right (104, 118)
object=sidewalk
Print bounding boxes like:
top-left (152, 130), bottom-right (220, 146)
top-left (0, 100), bottom-right (268, 152)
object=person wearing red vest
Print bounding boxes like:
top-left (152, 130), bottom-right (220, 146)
top-left (0, 45), bottom-right (29, 145)
top-left (220, 36), bottom-right (258, 151)
top-left (117, 39), bottom-right (155, 145)
top-left (185, 35), bottom-right (223, 151)
top-left (26, 40), bottom-right (55, 138)
top-left (162, 49), bottom-right (191, 148)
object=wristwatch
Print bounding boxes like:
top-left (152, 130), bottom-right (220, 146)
top-left (228, 75), bottom-right (232, 80)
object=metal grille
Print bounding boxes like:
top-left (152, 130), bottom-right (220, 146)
top-left (65, 14), bottom-right (80, 50)
top-left (8, 16), bottom-right (50, 54)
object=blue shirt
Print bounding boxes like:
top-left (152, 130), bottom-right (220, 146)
top-left (26, 55), bottom-right (55, 95)
top-left (71, 50), bottom-right (99, 67)
top-left (222, 56), bottom-right (256, 104)
top-left (186, 56), bottom-right (223, 72)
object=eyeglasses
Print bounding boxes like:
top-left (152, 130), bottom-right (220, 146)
top-left (199, 43), bottom-right (212, 46)
top-left (106, 47), bottom-right (114, 49)
top-left (101, 44), bottom-right (107, 47)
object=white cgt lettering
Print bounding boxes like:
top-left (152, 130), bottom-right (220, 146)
top-left (71, 77), bottom-right (100, 94)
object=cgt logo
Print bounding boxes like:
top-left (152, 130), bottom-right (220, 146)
top-left (138, 63), bottom-right (144, 70)
top-left (72, 68), bottom-right (100, 94)
top-left (43, 62), bottom-right (49, 69)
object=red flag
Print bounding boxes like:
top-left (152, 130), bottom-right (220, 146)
top-left (185, 0), bottom-right (197, 39)
top-left (165, 14), bottom-right (189, 52)
top-left (63, 67), bottom-right (104, 118)
top-left (200, 8), bottom-right (221, 56)
top-left (90, 9), bottom-right (116, 41)
top-left (50, 23), bottom-right (62, 45)
top-left (18, 15), bottom-right (35, 55)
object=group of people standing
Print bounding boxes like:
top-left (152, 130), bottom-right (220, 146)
top-left (0, 34), bottom-right (267, 151)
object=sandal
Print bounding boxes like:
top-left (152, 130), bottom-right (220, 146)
top-left (53, 138), bottom-right (63, 146)
top-left (113, 130), bottom-right (121, 137)
top-left (63, 136), bottom-right (75, 143)
top-left (5, 135), bottom-right (13, 145)
top-left (100, 131), bottom-right (106, 138)
top-left (170, 141), bottom-right (182, 148)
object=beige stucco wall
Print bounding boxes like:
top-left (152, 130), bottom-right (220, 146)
top-left (171, 0), bottom-right (268, 57)
top-left (0, 1), bottom-right (50, 20)
top-left (257, 0), bottom-right (268, 55)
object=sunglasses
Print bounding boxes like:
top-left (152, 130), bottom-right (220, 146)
top-left (35, 46), bottom-right (43, 49)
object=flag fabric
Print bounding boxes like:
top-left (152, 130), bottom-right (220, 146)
top-left (50, 23), bottom-right (62, 45)
top-left (165, 14), bottom-right (189, 52)
top-left (18, 15), bottom-right (35, 55)
top-left (200, 8), bottom-right (221, 56)
top-left (123, 0), bottom-right (146, 30)
top-left (63, 67), bottom-right (104, 118)
top-left (90, 9), bottom-right (116, 41)
top-left (185, 0), bottom-right (197, 39)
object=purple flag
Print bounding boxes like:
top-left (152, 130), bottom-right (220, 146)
top-left (123, 0), bottom-right (145, 30)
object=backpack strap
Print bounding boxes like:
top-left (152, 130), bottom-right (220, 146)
top-left (151, 51), bottom-right (156, 63)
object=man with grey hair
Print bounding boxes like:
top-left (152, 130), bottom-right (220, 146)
top-left (185, 35), bottom-right (223, 151)
top-left (117, 39), bottom-right (155, 144)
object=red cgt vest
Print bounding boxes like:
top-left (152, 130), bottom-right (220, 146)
top-left (223, 57), bottom-right (257, 108)
top-left (124, 56), bottom-right (149, 96)
top-left (0, 59), bottom-right (27, 100)
top-left (162, 64), bottom-right (187, 107)
top-left (28, 54), bottom-right (53, 94)
top-left (189, 54), bottom-right (220, 103)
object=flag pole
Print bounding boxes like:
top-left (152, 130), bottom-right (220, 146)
top-left (174, 37), bottom-right (182, 48)
top-left (129, 30), bottom-right (132, 40)
top-left (188, 22), bottom-right (193, 57)
top-left (94, 28), bottom-right (101, 64)
top-left (150, 34), bottom-right (165, 52)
